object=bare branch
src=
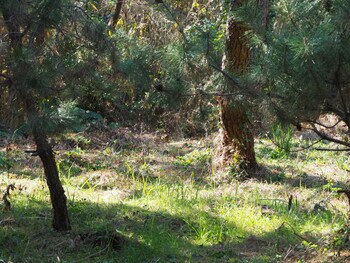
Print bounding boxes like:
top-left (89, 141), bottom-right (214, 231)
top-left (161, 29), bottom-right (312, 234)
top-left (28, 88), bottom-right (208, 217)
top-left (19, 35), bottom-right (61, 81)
top-left (314, 147), bottom-right (350, 152)
top-left (311, 123), bottom-right (350, 148)
top-left (307, 119), bottom-right (343, 129)
top-left (290, 139), bottom-right (323, 152)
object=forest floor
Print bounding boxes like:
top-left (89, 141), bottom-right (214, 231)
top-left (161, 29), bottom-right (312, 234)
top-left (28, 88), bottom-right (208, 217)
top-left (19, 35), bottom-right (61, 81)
top-left (1, 128), bottom-right (350, 262)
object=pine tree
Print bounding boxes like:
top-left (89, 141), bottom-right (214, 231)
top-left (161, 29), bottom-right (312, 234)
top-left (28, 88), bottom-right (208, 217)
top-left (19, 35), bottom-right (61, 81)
top-left (243, 0), bottom-right (350, 148)
top-left (0, 0), bottom-right (116, 230)
top-left (216, 0), bottom-right (258, 176)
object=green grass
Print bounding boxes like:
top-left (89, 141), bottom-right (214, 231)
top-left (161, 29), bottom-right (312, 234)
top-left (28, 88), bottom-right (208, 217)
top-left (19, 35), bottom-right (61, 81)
top-left (1, 133), bottom-right (350, 262)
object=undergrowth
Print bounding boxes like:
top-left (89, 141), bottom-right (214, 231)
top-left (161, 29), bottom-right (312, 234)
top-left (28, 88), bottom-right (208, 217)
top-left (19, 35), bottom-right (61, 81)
top-left (1, 132), bottom-right (350, 262)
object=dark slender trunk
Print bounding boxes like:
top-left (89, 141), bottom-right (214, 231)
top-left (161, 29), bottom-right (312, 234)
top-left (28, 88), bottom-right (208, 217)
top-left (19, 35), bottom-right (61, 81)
top-left (109, 0), bottom-right (124, 29)
top-left (19, 80), bottom-right (71, 231)
top-left (33, 128), bottom-right (71, 231)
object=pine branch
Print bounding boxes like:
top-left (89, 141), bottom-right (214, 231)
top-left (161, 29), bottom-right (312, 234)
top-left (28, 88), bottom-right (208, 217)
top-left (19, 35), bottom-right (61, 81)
top-left (324, 102), bottom-right (345, 120)
top-left (209, 63), bottom-right (243, 88)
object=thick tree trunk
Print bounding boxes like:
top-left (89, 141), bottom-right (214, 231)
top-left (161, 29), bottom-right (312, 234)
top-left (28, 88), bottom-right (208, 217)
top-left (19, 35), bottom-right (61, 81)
top-left (33, 128), bottom-right (71, 231)
top-left (218, 2), bottom-right (257, 175)
top-left (218, 97), bottom-right (256, 173)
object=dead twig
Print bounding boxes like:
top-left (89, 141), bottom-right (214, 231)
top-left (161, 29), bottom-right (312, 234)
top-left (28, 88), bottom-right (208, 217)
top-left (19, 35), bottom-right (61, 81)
top-left (278, 221), bottom-right (311, 243)
top-left (2, 184), bottom-right (16, 211)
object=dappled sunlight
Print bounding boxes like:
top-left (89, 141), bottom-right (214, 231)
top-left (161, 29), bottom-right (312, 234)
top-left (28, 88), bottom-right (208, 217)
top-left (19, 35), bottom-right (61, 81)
top-left (1, 133), bottom-right (350, 261)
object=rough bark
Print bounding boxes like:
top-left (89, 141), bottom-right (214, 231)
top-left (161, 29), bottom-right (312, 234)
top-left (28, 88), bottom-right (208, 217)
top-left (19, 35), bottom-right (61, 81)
top-left (224, 17), bottom-right (249, 74)
top-left (218, 97), bottom-right (256, 173)
top-left (218, 1), bottom-right (257, 175)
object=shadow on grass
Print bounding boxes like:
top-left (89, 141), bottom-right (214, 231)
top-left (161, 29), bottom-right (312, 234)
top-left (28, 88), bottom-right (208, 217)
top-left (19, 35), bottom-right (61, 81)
top-left (0, 199), bottom-right (192, 262)
top-left (0, 194), bottom-right (329, 263)
top-left (255, 164), bottom-right (347, 190)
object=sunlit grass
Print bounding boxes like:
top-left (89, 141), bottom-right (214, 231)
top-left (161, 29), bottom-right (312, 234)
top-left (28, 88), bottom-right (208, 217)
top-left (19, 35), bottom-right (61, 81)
top-left (1, 135), bottom-right (350, 262)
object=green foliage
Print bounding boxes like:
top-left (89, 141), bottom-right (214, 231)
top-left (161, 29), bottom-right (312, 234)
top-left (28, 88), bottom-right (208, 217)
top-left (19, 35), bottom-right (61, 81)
top-left (270, 123), bottom-right (293, 158)
top-left (24, 101), bottom-right (104, 135)
top-left (239, 0), bottom-right (350, 141)
top-left (0, 152), bottom-right (12, 170)
top-left (322, 180), bottom-right (342, 193)
top-left (326, 223), bottom-right (349, 252)
top-left (0, 0), bottom-right (227, 136)
top-left (59, 102), bottom-right (103, 130)
top-left (174, 149), bottom-right (211, 167)
top-left (96, 0), bottom-right (225, 131)
top-left (1, 135), bottom-right (350, 261)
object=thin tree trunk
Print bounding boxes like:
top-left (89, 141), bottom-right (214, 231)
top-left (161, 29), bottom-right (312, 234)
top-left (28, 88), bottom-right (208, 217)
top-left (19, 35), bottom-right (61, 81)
top-left (23, 94), bottom-right (71, 231)
top-left (33, 129), bottom-right (71, 231)
top-left (109, 0), bottom-right (124, 29)
top-left (218, 1), bottom-right (257, 175)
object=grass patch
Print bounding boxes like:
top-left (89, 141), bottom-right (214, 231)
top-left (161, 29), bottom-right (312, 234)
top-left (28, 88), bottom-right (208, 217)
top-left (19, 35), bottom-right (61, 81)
top-left (1, 132), bottom-right (350, 262)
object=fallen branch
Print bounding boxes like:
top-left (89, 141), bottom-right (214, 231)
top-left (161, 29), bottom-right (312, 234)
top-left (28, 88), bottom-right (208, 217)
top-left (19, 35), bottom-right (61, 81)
top-left (24, 149), bottom-right (39, 156)
top-left (278, 221), bottom-right (311, 243)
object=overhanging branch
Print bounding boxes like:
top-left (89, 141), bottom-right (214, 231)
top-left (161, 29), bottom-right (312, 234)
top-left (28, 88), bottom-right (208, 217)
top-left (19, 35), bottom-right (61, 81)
top-left (311, 123), bottom-right (350, 148)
